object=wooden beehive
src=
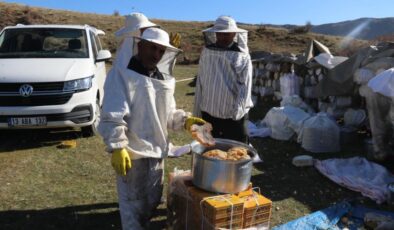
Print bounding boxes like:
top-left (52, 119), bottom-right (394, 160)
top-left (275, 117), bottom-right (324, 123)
top-left (201, 194), bottom-right (245, 229)
top-left (238, 190), bottom-right (272, 228)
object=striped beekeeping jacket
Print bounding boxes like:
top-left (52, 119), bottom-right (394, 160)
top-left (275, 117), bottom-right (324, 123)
top-left (193, 47), bottom-right (254, 120)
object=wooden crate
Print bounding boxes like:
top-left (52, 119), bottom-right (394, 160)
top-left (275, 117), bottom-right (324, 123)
top-left (168, 175), bottom-right (246, 230)
top-left (243, 212), bottom-right (271, 228)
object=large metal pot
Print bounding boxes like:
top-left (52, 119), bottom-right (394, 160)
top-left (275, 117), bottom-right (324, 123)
top-left (191, 138), bottom-right (257, 194)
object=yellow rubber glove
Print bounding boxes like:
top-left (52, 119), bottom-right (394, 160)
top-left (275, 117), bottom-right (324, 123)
top-left (111, 148), bottom-right (132, 176)
top-left (170, 32), bottom-right (182, 48)
top-left (185, 116), bottom-right (206, 131)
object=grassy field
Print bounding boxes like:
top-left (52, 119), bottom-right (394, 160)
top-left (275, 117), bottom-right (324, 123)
top-left (0, 2), bottom-right (390, 229)
top-left (1, 64), bottom-right (393, 230)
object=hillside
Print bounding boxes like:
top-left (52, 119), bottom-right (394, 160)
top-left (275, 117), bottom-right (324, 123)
top-left (311, 17), bottom-right (394, 40)
top-left (0, 2), bottom-right (367, 61)
top-left (264, 17), bottom-right (394, 41)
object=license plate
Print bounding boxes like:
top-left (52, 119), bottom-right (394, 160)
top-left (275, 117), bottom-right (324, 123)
top-left (8, 116), bottom-right (47, 127)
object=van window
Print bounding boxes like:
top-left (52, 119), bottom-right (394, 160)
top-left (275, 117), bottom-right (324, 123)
top-left (89, 31), bottom-right (98, 58)
top-left (0, 28), bottom-right (89, 58)
top-left (94, 34), bottom-right (102, 51)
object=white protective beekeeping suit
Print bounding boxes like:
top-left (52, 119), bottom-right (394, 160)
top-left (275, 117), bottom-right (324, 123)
top-left (113, 13), bottom-right (158, 68)
top-left (98, 28), bottom-right (185, 230)
top-left (193, 16), bottom-right (253, 120)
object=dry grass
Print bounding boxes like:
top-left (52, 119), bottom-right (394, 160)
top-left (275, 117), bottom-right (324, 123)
top-left (0, 1), bottom-right (369, 62)
top-left (0, 64), bottom-right (198, 230)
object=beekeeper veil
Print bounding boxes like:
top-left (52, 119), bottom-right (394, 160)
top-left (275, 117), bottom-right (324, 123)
top-left (203, 16), bottom-right (249, 53)
top-left (132, 27), bottom-right (181, 76)
top-left (113, 13), bottom-right (158, 68)
top-left (115, 12), bottom-right (158, 38)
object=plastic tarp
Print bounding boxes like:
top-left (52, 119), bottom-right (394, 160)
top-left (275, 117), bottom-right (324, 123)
top-left (318, 42), bottom-right (394, 97)
top-left (298, 113), bottom-right (340, 153)
top-left (344, 108), bottom-right (367, 127)
top-left (315, 157), bottom-right (394, 204)
top-left (280, 95), bottom-right (315, 114)
top-left (262, 107), bottom-right (295, 140)
top-left (353, 67), bottom-right (375, 85)
top-left (304, 40), bottom-right (332, 64)
top-left (247, 121), bottom-right (272, 138)
top-left (273, 201), bottom-right (394, 230)
top-left (313, 53), bottom-right (348, 69)
top-left (262, 106), bottom-right (311, 140)
top-left (365, 57), bottom-right (394, 73)
top-left (272, 202), bottom-right (351, 230)
top-left (368, 67), bottom-right (394, 97)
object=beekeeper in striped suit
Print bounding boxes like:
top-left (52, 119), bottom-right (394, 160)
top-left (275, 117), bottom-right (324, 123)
top-left (193, 16), bottom-right (253, 143)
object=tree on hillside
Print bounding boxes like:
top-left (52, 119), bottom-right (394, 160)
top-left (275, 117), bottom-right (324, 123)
top-left (290, 21), bottom-right (312, 34)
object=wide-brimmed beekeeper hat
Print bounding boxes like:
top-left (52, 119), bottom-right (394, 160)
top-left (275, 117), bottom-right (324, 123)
top-left (134, 27), bottom-right (180, 52)
top-left (115, 12), bottom-right (158, 37)
top-left (203, 16), bottom-right (247, 33)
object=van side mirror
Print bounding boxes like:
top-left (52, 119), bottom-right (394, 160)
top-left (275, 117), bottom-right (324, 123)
top-left (96, 50), bottom-right (111, 62)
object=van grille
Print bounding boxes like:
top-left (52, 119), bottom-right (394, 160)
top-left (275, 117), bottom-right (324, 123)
top-left (0, 82), bottom-right (73, 106)
top-left (0, 82), bottom-right (64, 92)
top-left (0, 94), bottom-right (73, 106)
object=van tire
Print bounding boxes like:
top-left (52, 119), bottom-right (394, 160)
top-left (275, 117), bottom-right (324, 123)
top-left (81, 99), bottom-right (100, 137)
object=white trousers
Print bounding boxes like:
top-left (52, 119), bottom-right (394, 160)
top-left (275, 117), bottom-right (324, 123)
top-left (116, 158), bottom-right (164, 230)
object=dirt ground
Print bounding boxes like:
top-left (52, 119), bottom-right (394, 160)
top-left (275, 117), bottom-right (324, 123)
top-left (1, 65), bottom-right (394, 230)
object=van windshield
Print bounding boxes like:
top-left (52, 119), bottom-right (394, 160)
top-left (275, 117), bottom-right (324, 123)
top-left (0, 28), bottom-right (89, 58)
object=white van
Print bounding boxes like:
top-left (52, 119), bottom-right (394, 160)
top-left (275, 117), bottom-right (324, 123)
top-left (0, 24), bottom-right (111, 136)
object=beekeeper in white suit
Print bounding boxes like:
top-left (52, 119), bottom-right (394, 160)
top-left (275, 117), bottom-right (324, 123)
top-left (194, 16), bottom-right (253, 143)
top-left (98, 27), bottom-right (205, 229)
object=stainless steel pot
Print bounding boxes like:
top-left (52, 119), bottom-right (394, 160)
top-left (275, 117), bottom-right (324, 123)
top-left (191, 138), bottom-right (257, 194)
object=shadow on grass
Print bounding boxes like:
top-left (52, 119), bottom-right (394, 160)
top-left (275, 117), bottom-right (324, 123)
top-left (0, 202), bottom-right (167, 230)
top-left (0, 128), bottom-right (85, 153)
top-left (250, 136), bottom-right (394, 217)
top-left (0, 203), bottom-right (120, 230)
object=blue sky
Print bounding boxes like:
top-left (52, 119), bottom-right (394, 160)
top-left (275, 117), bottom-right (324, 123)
top-left (2, 0), bottom-right (394, 25)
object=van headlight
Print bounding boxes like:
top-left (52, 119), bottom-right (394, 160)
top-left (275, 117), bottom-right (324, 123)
top-left (63, 76), bottom-right (93, 92)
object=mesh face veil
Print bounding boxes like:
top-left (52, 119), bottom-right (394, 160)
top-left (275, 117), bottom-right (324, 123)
top-left (202, 16), bottom-right (249, 53)
top-left (132, 28), bottom-right (181, 76)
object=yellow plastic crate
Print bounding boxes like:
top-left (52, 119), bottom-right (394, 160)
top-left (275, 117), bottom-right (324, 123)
top-left (202, 194), bottom-right (244, 228)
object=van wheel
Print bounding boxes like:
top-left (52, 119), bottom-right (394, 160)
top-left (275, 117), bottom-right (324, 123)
top-left (81, 99), bottom-right (100, 137)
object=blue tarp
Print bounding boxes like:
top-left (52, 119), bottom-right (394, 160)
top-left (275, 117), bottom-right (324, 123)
top-left (272, 202), bottom-right (394, 230)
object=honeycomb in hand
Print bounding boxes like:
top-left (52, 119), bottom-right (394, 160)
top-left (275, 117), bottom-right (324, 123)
top-left (190, 123), bottom-right (215, 147)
